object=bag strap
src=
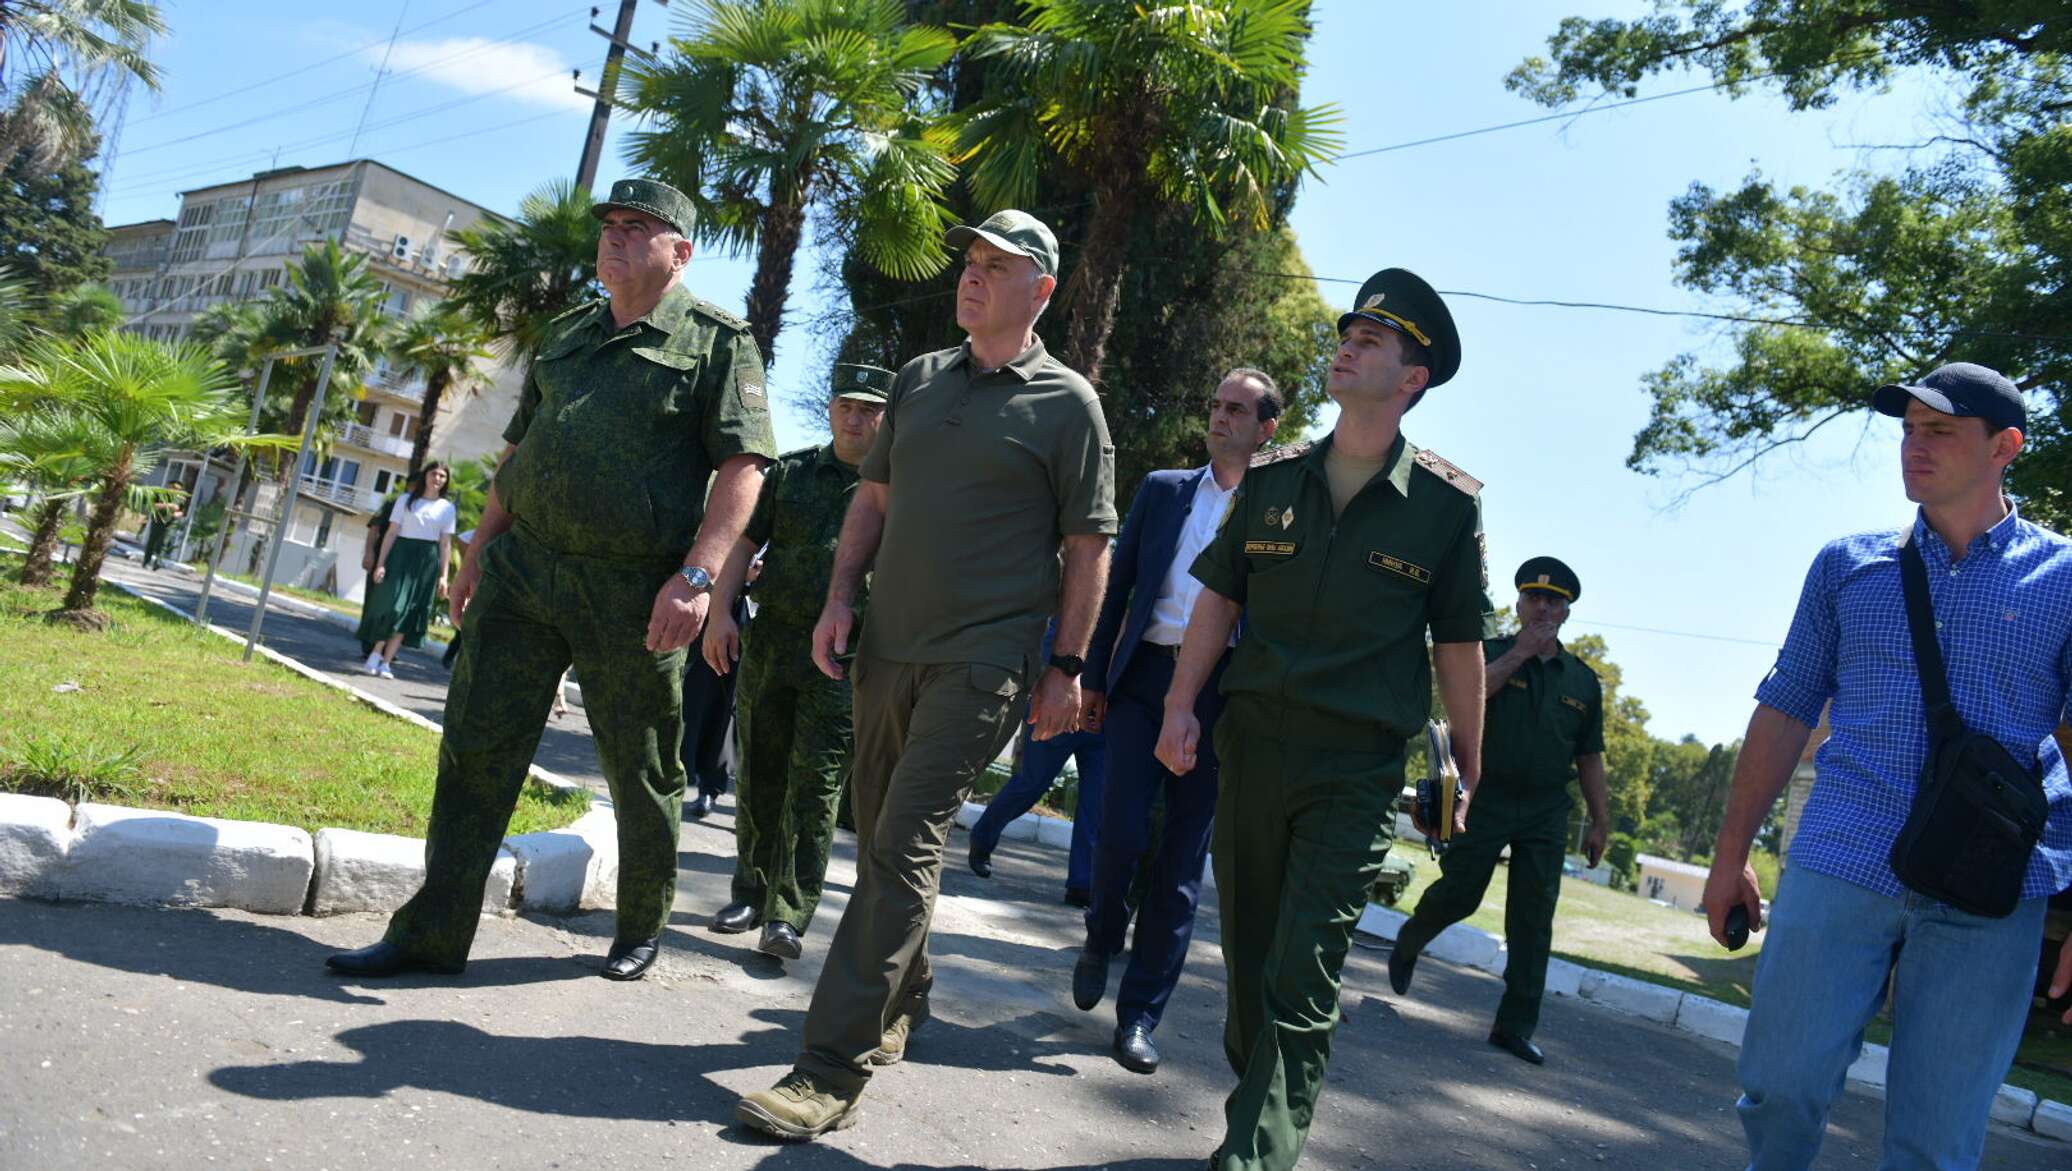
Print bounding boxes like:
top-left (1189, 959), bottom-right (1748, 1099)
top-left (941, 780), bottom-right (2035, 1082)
top-left (1897, 527), bottom-right (1967, 744)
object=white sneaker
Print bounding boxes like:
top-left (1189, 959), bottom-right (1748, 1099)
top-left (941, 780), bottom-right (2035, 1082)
top-left (362, 653), bottom-right (384, 675)
top-left (376, 661), bottom-right (395, 680)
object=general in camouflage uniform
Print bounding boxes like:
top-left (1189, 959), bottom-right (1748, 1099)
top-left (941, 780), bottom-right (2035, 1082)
top-left (326, 178), bottom-right (777, 984)
top-left (704, 363), bottom-right (892, 960)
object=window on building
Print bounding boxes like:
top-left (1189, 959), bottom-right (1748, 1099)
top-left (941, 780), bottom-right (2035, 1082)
top-left (386, 412), bottom-right (418, 439)
top-left (372, 469), bottom-right (394, 495)
top-left (355, 401), bottom-right (379, 426)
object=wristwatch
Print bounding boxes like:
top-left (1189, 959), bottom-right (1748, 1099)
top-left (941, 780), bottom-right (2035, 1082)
top-left (677, 565), bottom-right (713, 592)
top-left (1048, 652), bottom-right (1086, 678)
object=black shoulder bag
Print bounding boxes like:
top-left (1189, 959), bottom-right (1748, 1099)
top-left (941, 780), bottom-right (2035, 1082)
top-left (1888, 530), bottom-right (2050, 918)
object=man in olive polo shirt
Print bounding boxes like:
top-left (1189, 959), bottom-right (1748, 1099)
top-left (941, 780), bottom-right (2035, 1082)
top-left (326, 178), bottom-right (776, 983)
top-left (1157, 268), bottom-right (1497, 1171)
top-left (737, 210), bottom-right (1116, 1139)
top-left (703, 362), bottom-right (892, 961)
top-left (1390, 556), bottom-right (1609, 1067)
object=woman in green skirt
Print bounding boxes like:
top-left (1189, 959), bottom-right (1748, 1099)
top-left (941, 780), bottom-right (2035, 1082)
top-left (357, 463), bottom-right (455, 678)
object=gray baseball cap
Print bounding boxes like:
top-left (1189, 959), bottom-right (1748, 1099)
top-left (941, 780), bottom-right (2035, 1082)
top-left (945, 209), bottom-right (1058, 277)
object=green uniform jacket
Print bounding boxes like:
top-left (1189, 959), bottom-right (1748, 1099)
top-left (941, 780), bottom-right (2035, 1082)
top-left (744, 443), bottom-right (864, 630)
top-left (1192, 432), bottom-right (1499, 740)
top-left (495, 283), bottom-right (776, 559)
top-left (1479, 635), bottom-right (1605, 813)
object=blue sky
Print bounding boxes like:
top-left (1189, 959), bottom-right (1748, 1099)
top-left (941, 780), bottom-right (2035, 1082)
top-left (100, 1), bottom-right (1959, 746)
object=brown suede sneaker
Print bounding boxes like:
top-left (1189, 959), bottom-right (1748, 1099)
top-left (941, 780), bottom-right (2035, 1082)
top-left (736, 1069), bottom-right (861, 1140)
top-left (867, 998), bottom-right (930, 1066)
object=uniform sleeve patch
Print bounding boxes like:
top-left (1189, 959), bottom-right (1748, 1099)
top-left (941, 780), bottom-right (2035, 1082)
top-left (1369, 551), bottom-right (1431, 583)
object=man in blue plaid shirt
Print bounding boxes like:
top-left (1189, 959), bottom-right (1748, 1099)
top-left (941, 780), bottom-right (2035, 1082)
top-left (1702, 362), bottom-right (2072, 1169)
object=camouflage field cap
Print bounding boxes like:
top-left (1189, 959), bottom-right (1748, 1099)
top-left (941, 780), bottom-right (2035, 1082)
top-left (591, 177), bottom-right (696, 237)
top-left (1337, 267), bottom-right (1462, 388)
top-left (944, 209), bottom-right (1058, 277)
top-left (832, 363), bottom-right (894, 403)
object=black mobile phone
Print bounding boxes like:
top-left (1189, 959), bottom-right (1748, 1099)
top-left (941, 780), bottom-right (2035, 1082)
top-left (1723, 905), bottom-right (1750, 951)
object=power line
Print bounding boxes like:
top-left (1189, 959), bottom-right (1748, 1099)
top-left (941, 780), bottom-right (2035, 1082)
top-left (125, 0), bottom-right (505, 127)
top-left (1568, 619), bottom-right (1779, 649)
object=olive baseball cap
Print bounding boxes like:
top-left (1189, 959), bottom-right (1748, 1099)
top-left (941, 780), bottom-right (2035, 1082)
top-left (944, 209), bottom-right (1058, 277)
top-left (832, 363), bottom-right (894, 403)
top-left (1871, 362), bottom-right (2026, 433)
top-left (591, 177), bottom-right (696, 236)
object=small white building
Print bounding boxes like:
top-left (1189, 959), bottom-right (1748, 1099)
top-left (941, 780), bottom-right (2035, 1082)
top-left (1636, 853), bottom-right (1708, 911)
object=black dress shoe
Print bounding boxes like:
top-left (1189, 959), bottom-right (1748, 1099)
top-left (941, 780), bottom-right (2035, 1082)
top-left (1114, 1024), bottom-right (1160, 1074)
top-left (602, 937), bottom-right (660, 981)
top-left (1388, 931), bottom-right (1423, 995)
top-left (759, 922), bottom-right (802, 960)
top-left (712, 901), bottom-right (759, 934)
top-left (1071, 945), bottom-right (1110, 1011)
top-left (1488, 1028), bottom-right (1544, 1065)
top-left (967, 840), bottom-right (994, 879)
top-left (325, 941), bottom-right (463, 978)
top-left (1063, 886), bottom-right (1091, 908)
top-left (685, 793), bottom-right (714, 820)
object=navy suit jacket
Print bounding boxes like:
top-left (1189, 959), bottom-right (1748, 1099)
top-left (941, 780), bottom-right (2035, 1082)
top-left (1086, 467), bottom-right (1216, 695)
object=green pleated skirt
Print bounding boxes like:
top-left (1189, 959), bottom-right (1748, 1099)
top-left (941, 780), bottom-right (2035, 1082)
top-left (357, 536), bottom-right (441, 650)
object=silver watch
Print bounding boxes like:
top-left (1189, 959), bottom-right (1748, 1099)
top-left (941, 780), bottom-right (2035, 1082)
top-left (678, 565), bottom-right (713, 591)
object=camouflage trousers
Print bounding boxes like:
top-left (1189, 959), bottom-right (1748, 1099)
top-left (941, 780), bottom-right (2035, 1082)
top-left (385, 528), bottom-right (688, 967)
top-left (731, 618), bottom-right (853, 933)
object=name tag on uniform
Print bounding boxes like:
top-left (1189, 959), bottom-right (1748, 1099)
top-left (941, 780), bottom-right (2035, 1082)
top-left (1245, 540), bottom-right (1296, 556)
top-left (1561, 695), bottom-right (1588, 713)
top-left (1507, 677), bottom-right (1527, 690)
top-left (1368, 551), bottom-right (1431, 583)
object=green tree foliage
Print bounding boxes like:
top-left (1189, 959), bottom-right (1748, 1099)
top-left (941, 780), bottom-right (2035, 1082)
top-left (623, 0), bottom-right (961, 366)
top-left (0, 402), bottom-right (115, 585)
top-left (389, 303), bottom-right (491, 477)
top-left (1564, 631), bottom-right (1656, 833)
top-left (960, 0), bottom-right (1342, 383)
top-left (0, 0), bottom-right (165, 171)
top-left (0, 147), bottom-right (111, 298)
top-left (444, 179), bottom-right (600, 368)
top-left (42, 281), bottom-right (122, 336)
top-left (1645, 735), bottom-right (1741, 859)
top-left (1509, 3), bottom-right (2071, 527)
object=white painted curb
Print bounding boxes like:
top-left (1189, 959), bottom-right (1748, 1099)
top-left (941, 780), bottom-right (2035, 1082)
top-left (0, 793), bottom-right (72, 897)
top-left (310, 828), bottom-right (515, 916)
top-left (2035, 1099), bottom-right (2072, 1141)
top-left (1671, 994), bottom-right (1748, 1047)
top-left (64, 802), bottom-right (314, 914)
top-left (1992, 1085), bottom-right (2039, 1129)
top-left (507, 808), bottom-right (620, 913)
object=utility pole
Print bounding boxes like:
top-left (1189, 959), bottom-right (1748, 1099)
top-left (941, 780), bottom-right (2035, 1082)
top-left (243, 339), bottom-right (341, 661)
top-left (573, 0), bottom-right (658, 193)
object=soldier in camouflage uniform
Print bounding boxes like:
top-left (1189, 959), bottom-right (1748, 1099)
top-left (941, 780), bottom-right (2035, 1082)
top-left (704, 363), bottom-right (891, 961)
top-left (326, 178), bottom-right (777, 984)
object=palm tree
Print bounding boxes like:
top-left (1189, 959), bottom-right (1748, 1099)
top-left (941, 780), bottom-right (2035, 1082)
top-left (445, 180), bottom-right (600, 367)
top-left (42, 280), bottom-right (121, 336)
top-left (0, 402), bottom-right (114, 585)
top-left (622, 0), bottom-right (960, 365)
top-left (389, 303), bottom-right (491, 477)
top-left (0, 1), bottom-right (166, 171)
top-left (961, 0), bottom-right (1341, 382)
top-left (0, 264), bottom-right (31, 357)
top-left (264, 240), bottom-right (390, 464)
top-left (0, 331), bottom-right (275, 618)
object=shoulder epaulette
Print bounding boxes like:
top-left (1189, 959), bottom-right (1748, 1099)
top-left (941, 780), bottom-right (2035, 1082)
top-left (548, 298), bottom-right (604, 325)
top-left (687, 295), bottom-right (750, 333)
top-left (1413, 448), bottom-right (1482, 496)
top-left (1250, 441), bottom-right (1313, 468)
top-left (779, 444), bottom-right (820, 462)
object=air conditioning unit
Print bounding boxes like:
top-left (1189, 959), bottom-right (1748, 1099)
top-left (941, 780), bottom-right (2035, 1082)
top-left (391, 234), bottom-right (411, 260)
top-left (419, 244), bottom-right (439, 269)
top-left (445, 256), bottom-right (467, 279)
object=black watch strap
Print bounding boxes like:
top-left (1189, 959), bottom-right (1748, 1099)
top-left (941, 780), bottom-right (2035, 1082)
top-left (1048, 652), bottom-right (1086, 678)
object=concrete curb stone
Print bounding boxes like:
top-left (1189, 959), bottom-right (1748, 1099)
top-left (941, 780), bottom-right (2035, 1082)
top-left (2034, 1099), bottom-right (2072, 1141)
top-left (1672, 994), bottom-right (1748, 1047)
top-left (0, 793), bottom-right (72, 897)
top-left (1992, 1085), bottom-right (2039, 1129)
top-left (1576, 968), bottom-right (1683, 1025)
top-left (1035, 815), bottom-right (1074, 849)
top-left (506, 808), bottom-right (621, 913)
top-left (310, 828), bottom-right (515, 916)
top-left (64, 802), bottom-right (313, 914)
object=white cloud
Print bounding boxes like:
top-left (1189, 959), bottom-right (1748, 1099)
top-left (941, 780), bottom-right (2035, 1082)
top-left (372, 37), bottom-right (591, 113)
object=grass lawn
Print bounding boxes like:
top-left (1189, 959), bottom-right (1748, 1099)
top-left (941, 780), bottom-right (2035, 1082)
top-left (0, 556), bottom-right (585, 837)
top-left (1389, 851), bottom-right (2072, 1104)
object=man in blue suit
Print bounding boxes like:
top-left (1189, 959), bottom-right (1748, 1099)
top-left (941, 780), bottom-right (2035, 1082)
top-left (1071, 367), bottom-right (1282, 1074)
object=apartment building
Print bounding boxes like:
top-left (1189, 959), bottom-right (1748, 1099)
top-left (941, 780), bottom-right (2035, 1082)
top-left (103, 160), bottom-right (527, 603)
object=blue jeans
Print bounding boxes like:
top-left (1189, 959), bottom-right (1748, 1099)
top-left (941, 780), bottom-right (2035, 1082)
top-left (968, 722), bottom-right (1107, 893)
top-left (1737, 865), bottom-right (2046, 1170)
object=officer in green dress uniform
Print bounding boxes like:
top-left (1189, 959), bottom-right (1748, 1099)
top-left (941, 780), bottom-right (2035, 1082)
top-left (1156, 268), bottom-right (1497, 1171)
top-left (702, 362), bottom-right (891, 961)
top-left (326, 178), bottom-right (777, 983)
top-left (1389, 556), bottom-right (1609, 1066)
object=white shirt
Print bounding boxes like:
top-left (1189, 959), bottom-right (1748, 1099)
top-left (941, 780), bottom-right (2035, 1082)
top-left (1144, 467), bottom-right (1238, 646)
top-left (388, 494), bottom-right (457, 542)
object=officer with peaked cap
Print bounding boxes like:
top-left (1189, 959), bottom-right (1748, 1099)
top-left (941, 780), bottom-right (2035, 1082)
top-left (704, 362), bottom-right (893, 961)
top-left (1155, 267), bottom-right (1498, 1169)
top-left (327, 176), bottom-right (777, 983)
top-left (1389, 555), bottom-right (1610, 1067)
